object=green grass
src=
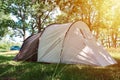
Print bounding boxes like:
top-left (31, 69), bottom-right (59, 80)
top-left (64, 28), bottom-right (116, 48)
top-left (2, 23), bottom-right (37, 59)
top-left (0, 49), bottom-right (120, 80)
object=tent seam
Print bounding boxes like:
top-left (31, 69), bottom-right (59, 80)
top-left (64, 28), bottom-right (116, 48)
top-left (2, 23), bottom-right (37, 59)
top-left (59, 21), bottom-right (81, 63)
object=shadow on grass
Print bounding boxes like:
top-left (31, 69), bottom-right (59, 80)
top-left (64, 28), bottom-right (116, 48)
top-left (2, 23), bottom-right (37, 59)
top-left (0, 50), bottom-right (8, 52)
top-left (0, 55), bottom-right (120, 80)
top-left (0, 55), bottom-right (14, 59)
top-left (0, 61), bottom-right (56, 80)
top-left (109, 58), bottom-right (120, 67)
top-left (0, 55), bottom-right (14, 63)
top-left (59, 65), bottom-right (114, 80)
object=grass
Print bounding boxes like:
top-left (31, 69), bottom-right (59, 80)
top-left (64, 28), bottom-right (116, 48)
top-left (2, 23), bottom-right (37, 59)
top-left (0, 49), bottom-right (120, 80)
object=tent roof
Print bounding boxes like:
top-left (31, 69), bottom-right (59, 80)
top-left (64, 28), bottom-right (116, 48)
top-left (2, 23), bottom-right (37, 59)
top-left (37, 21), bottom-right (117, 66)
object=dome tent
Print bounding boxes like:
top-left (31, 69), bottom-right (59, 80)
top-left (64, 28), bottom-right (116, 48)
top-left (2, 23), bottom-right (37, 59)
top-left (14, 21), bottom-right (117, 66)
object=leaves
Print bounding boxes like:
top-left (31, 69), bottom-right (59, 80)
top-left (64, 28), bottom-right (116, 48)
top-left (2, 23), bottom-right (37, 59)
top-left (0, 0), bottom-right (120, 47)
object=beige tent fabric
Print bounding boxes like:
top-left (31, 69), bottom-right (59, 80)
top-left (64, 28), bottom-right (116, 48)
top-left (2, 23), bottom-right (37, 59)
top-left (37, 21), bottom-right (117, 66)
top-left (62, 21), bottom-right (116, 66)
top-left (37, 23), bottom-right (72, 63)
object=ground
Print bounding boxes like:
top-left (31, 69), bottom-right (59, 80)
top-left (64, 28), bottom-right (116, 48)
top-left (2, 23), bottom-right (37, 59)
top-left (0, 48), bottom-right (120, 80)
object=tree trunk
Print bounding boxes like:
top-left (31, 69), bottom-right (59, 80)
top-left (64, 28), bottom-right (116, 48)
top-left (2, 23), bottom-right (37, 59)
top-left (23, 27), bottom-right (26, 41)
top-left (37, 15), bottom-right (42, 33)
top-left (107, 35), bottom-right (111, 48)
top-left (111, 32), bottom-right (117, 48)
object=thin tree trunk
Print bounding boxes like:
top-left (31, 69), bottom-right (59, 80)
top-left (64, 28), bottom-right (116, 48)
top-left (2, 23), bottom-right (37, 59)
top-left (23, 27), bottom-right (26, 41)
top-left (111, 32), bottom-right (117, 48)
top-left (37, 15), bottom-right (42, 33)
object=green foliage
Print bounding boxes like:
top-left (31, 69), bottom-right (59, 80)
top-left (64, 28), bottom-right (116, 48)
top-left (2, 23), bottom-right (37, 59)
top-left (31, 0), bottom-right (58, 32)
top-left (0, 0), bottom-right (12, 38)
top-left (0, 41), bottom-right (21, 52)
top-left (0, 0), bottom-right (34, 40)
top-left (56, 0), bottom-right (120, 48)
top-left (0, 19), bottom-right (16, 39)
top-left (0, 49), bottom-right (120, 80)
top-left (0, 0), bottom-right (120, 47)
top-left (0, 0), bottom-right (58, 40)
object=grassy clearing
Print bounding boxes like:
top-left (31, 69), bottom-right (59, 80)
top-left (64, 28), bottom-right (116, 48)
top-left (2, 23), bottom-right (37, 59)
top-left (0, 49), bottom-right (120, 80)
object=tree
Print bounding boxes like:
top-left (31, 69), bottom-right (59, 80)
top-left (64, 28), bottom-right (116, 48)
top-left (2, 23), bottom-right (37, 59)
top-left (56, 0), bottom-right (100, 30)
top-left (31, 0), bottom-right (58, 32)
top-left (0, 0), bottom-right (31, 40)
top-left (8, 0), bottom-right (34, 40)
top-left (0, 0), bottom-right (14, 39)
top-left (55, 0), bottom-right (120, 48)
top-left (0, 0), bottom-right (59, 41)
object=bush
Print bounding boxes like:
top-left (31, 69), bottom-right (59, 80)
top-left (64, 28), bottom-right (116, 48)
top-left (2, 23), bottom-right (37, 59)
top-left (0, 41), bottom-right (21, 52)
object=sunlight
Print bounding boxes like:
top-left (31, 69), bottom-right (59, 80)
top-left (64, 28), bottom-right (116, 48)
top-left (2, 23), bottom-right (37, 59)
top-left (10, 13), bottom-right (18, 22)
top-left (99, 0), bottom-right (120, 30)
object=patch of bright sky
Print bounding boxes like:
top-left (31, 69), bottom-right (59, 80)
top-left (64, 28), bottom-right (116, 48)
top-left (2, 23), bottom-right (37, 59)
top-left (3, 27), bottom-right (23, 44)
top-left (50, 7), bottom-right (61, 19)
top-left (10, 13), bottom-right (18, 22)
top-left (8, 14), bottom-right (30, 44)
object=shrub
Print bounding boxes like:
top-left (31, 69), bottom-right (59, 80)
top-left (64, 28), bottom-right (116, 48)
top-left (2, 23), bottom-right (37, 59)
top-left (0, 41), bottom-right (21, 52)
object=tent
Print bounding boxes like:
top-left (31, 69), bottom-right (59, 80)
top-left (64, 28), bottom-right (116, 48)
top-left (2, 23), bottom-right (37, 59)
top-left (14, 21), bottom-right (117, 66)
top-left (14, 32), bottom-right (41, 61)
